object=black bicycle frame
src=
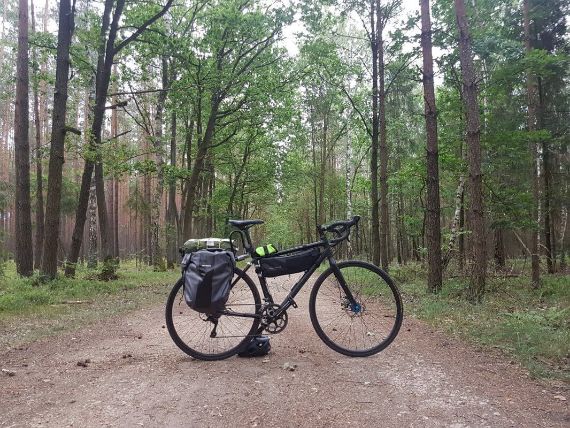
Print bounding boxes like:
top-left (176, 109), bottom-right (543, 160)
top-left (221, 237), bottom-right (358, 323)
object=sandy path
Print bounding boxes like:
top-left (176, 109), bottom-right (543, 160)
top-left (1, 276), bottom-right (568, 428)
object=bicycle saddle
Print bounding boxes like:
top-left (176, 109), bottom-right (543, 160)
top-left (228, 219), bottom-right (264, 230)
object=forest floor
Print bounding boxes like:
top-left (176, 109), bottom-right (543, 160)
top-left (1, 274), bottom-right (569, 427)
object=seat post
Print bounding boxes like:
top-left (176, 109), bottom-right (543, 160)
top-left (228, 219), bottom-right (263, 254)
top-left (242, 228), bottom-right (254, 254)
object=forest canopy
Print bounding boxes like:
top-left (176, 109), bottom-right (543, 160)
top-left (0, 0), bottom-right (568, 298)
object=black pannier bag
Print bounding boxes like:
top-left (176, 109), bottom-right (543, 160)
top-left (181, 249), bottom-right (236, 314)
top-left (259, 247), bottom-right (320, 278)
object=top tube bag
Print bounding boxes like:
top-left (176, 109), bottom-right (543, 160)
top-left (259, 247), bottom-right (320, 278)
top-left (181, 249), bottom-right (236, 314)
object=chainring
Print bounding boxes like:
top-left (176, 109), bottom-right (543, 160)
top-left (262, 304), bottom-right (288, 334)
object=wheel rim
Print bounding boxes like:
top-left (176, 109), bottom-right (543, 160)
top-left (168, 274), bottom-right (259, 357)
top-left (312, 264), bottom-right (401, 354)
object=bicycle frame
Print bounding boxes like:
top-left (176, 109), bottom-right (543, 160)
top-left (221, 232), bottom-right (358, 327)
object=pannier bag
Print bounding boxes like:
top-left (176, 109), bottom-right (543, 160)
top-left (259, 247), bottom-right (320, 278)
top-left (181, 249), bottom-right (236, 314)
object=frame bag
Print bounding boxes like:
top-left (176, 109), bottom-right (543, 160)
top-left (259, 247), bottom-right (320, 278)
top-left (181, 249), bottom-right (236, 314)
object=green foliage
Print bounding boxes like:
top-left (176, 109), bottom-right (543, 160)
top-left (398, 264), bottom-right (570, 381)
top-left (0, 261), bottom-right (179, 315)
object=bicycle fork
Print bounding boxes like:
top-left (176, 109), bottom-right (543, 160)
top-left (329, 258), bottom-right (361, 313)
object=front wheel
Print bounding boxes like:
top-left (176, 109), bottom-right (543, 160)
top-left (165, 267), bottom-right (261, 360)
top-left (309, 261), bottom-right (403, 357)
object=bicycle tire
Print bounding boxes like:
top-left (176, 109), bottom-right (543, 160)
top-left (309, 260), bottom-right (403, 357)
top-left (165, 267), bottom-right (261, 360)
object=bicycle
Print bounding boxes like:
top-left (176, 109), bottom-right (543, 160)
top-left (165, 215), bottom-right (403, 360)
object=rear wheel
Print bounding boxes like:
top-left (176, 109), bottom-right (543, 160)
top-left (165, 267), bottom-right (261, 360)
top-left (309, 260), bottom-right (403, 357)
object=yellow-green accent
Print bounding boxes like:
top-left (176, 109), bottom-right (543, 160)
top-left (255, 244), bottom-right (277, 257)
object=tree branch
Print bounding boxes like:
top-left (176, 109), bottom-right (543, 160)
top-left (113, 0), bottom-right (175, 54)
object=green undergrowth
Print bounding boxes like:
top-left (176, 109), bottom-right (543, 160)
top-left (391, 263), bottom-right (569, 383)
top-left (0, 261), bottom-right (180, 349)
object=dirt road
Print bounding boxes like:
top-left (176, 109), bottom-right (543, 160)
top-left (1, 278), bottom-right (568, 427)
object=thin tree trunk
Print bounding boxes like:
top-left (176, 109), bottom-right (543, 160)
top-left (114, 173), bottom-right (119, 257)
top-left (370, 0), bottom-right (381, 267)
top-left (14, 0), bottom-right (33, 276)
top-left (494, 227), bottom-right (505, 269)
top-left (94, 163), bottom-right (111, 260)
top-left (455, 0), bottom-right (487, 302)
top-left (31, 0), bottom-right (44, 270)
top-left (166, 110), bottom-right (178, 269)
top-left (542, 141), bottom-right (555, 273)
top-left (421, 0), bottom-right (442, 292)
top-left (87, 181), bottom-right (98, 268)
top-left (442, 176), bottom-right (465, 271)
top-left (318, 104), bottom-right (328, 226)
top-left (523, 0), bottom-right (541, 288)
top-left (109, 87), bottom-right (118, 259)
top-left (345, 132), bottom-right (353, 219)
top-left (150, 56), bottom-right (168, 270)
top-left (377, 0), bottom-right (389, 270)
top-left (458, 186), bottom-right (465, 270)
top-left (311, 105), bottom-right (319, 229)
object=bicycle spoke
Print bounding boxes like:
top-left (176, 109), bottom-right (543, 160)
top-left (310, 261), bottom-right (403, 356)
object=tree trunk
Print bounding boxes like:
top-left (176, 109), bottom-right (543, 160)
top-left (94, 163), bottom-right (111, 260)
top-left (421, 0), bottom-right (442, 292)
top-left (455, 0), bottom-right (487, 302)
top-left (542, 140), bottom-right (555, 273)
top-left (114, 176), bottom-right (119, 257)
top-left (14, 0), bottom-right (33, 276)
top-left (31, 0), bottom-right (44, 270)
top-left (377, 0), bottom-right (389, 271)
top-left (42, 0), bottom-right (75, 278)
top-left (442, 176), bottom-right (465, 271)
top-left (311, 106), bottom-right (319, 229)
top-left (370, 0), bottom-right (381, 267)
top-left (494, 227), bottom-right (505, 269)
top-left (109, 87), bottom-right (118, 259)
top-left (458, 186), bottom-right (465, 270)
top-left (87, 180), bottom-right (98, 269)
top-left (523, 0), bottom-right (541, 288)
top-left (166, 110), bottom-right (178, 269)
top-left (150, 56), bottom-right (168, 270)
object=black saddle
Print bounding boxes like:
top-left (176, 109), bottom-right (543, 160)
top-left (228, 219), bottom-right (264, 230)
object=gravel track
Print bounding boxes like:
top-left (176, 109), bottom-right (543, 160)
top-left (1, 276), bottom-right (568, 427)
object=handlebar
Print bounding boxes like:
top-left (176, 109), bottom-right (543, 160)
top-left (318, 215), bottom-right (360, 244)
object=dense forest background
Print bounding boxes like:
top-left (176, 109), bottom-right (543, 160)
top-left (0, 0), bottom-right (568, 299)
